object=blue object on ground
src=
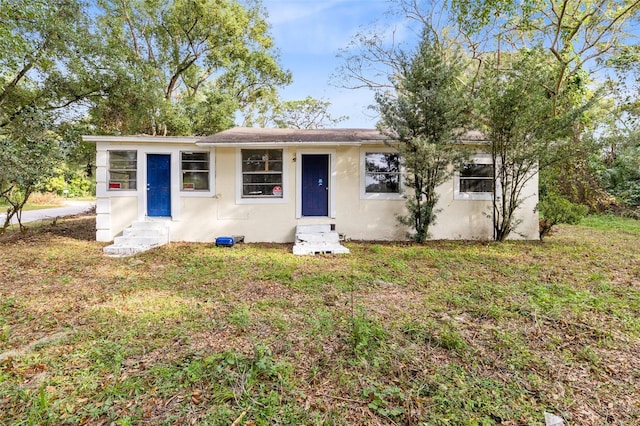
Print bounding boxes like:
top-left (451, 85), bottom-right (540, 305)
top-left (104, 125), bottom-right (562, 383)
top-left (215, 237), bottom-right (235, 247)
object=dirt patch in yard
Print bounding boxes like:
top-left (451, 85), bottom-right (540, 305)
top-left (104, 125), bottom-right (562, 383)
top-left (1, 216), bottom-right (639, 425)
top-left (0, 213), bottom-right (97, 244)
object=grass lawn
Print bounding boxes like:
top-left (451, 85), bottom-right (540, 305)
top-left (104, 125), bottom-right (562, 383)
top-left (0, 215), bottom-right (638, 425)
top-left (0, 202), bottom-right (62, 212)
top-left (0, 193), bottom-right (68, 213)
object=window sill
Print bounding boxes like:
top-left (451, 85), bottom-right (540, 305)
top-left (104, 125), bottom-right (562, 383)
top-left (236, 197), bottom-right (288, 205)
top-left (179, 190), bottom-right (216, 198)
top-left (360, 192), bottom-right (404, 200)
top-left (106, 189), bottom-right (138, 195)
top-left (454, 192), bottom-right (493, 201)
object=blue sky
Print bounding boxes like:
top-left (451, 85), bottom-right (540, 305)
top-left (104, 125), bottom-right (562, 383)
top-left (261, 0), bottom-right (401, 128)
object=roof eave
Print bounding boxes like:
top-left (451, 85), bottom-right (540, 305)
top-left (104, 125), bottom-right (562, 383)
top-left (82, 135), bottom-right (199, 144)
top-left (195, 140), bottom-right (388, 147)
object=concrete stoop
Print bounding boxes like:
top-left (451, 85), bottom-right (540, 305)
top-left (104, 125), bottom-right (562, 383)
top-left (292, 224), bottom-right (350, 256)
top-left (103, 221), bottom-right (170, 257)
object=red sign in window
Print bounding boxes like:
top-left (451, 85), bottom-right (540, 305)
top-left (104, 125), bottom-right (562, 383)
top-left (109, 182), bottom-right (121, 189)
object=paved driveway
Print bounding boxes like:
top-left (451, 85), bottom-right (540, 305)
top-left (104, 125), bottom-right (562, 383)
top-left (0, 200), bottom-right (95, 225)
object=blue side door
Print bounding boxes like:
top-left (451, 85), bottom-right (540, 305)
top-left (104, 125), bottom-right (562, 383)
top-left (147, 154), bottom-right (171, 217)
top-left (302, 154), bottom-right (329, 216)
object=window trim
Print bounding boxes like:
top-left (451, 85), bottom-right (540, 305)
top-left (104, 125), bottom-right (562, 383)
top-left (236, 147), bottom-right (289, 204)
top-left (454, 154), bottom-right (495, 201)
top-left (180, 150), bottom-right (212, 193)
top-left (108, 150), bottom-right (138, 192)
top-left (360, 149), bottom-right (404, 200)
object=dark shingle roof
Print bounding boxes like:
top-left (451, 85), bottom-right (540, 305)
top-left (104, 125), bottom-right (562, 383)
top-left (196, 127), bottom-right (488, 146)
top-left (196, 127), bottom-right (389, 144)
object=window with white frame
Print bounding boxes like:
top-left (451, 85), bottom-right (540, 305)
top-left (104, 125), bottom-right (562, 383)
top-left (241, 149), bottom-right (283, 198)
top-left (181, 152), bottom-right (209, 191)
top-left (455, 158), bottom-right (494, 200)
top-left (108, 150), bottom-right (137, 190)
top-left (363, 152), bottom-right (401, 196)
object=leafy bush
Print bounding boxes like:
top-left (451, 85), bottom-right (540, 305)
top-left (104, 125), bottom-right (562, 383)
top-left (592, 132), bottom-right (640, 207)
top-left (537, 192), bottom-right (588, 239)
top-left (599, 161), bottom-right (640, 206)
top-left (41, 164), bottom-right (95, 197)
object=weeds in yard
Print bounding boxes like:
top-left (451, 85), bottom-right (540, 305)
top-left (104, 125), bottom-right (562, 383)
top-left (228, 303), bottom-right (251, 332)
top-left (362, 384), bottom-right (405, 419)
top-left (0, 214), bottom-right (639, 424)
top-left (347, 306), bottom-right (386, 360)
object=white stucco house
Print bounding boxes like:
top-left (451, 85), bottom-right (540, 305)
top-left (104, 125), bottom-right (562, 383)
top-left (83, 127), bottom-right (539, 248)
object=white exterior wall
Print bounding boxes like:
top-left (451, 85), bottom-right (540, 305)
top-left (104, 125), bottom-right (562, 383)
top-left (415, 167), bottom-right (538, 241)
top-left (431, 186), bottom-right (495, 240)
top-left (174, 146), bottom-right (298, 242)
top-left (92, 139), bottom-right (539, 243)
top-left (335, 146), bottom-right (406, 241)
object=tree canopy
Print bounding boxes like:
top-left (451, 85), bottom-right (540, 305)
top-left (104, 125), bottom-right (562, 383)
top-left (0, 0), bottom-right (293, 228)
top-left (0, 0), bottom-right (111, 130)
top-left (270, 96), bottom-right (347, 129)
top-left (475, 49), bottom-right (585, 239)
top-left (337, 0), bottom-right (640, 238)
top-left (377, 31), bottom-right (469, 242)
top-left (90, 0), bottom-right (291, 135)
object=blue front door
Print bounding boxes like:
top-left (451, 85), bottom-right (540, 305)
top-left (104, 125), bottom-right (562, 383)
top-left (147, 154), bottom-right (171, 217)
top-left (302, 154), bottom-right (329, 216)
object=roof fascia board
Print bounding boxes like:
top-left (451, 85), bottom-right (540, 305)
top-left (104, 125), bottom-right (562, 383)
top-left (195, 140), bottom-right (388, 147)
top-left (82, 135), bottom-right (198, 144)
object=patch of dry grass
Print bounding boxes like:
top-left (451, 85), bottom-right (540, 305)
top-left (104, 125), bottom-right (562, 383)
top-left (0, 214), bottom-right (639, 425)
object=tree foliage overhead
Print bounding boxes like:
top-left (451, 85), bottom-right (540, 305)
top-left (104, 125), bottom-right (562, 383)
top-left (91, 0), bottom-right (292, 136)
top-left (0, 0), bottom-right (112, 129)
top-left (451, 0), bottom-right (640, 69)
top-left (450, 0), bottom-right (640, 210)
top-left (270, 97), bottom-right (348, 129)
top-left (0, 0), bottom-right (293, 228)
top-left (377, 31), bottom-right (469, 242)
top-left (0, 0), bottom-right (111, 230)
top-left (336, 0), bottom-right (640, 238)
top-left (476, 49), bottom-right (584, 240)
top-left (0, 108), bottom-right (62, 232)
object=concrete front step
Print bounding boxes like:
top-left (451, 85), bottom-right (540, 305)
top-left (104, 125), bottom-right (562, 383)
top-left (292, 242), bottom-right (350, 255)
top-left (293, 224), bottom-right (349, 256)
top-left (104, 244), bottom-right (159, 257)
top-left (296, 224), bottom-right (333, 233)
top-left (295, 232), bottom-right (341, 244)
top-left (104, 221), bottom-right (170, 257)
top-left (123, 228), bottom-right (166, 237)
top-left (127, 221), bottom-right (171, 234)
top-left (113, 235), bottom-right (167, 246)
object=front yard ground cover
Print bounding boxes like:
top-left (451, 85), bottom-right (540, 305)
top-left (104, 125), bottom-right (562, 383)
top-left (0, 215), bottom-right (638, 425)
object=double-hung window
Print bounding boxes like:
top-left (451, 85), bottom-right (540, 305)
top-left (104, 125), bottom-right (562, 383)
top-left (460, 164), bottom-right (494, 192)
top-left (362, 151), bottom-right (401, 198)
top-left (455, 157), bottom-right (494, 200)
top-left (241, 149), bottom-right (283, 198)
top-left (365, 152), bottom-right (400, 194)
top-left (181, 152), bottom-right (210, 191)
top-left (108, 150), bottom-right (137, 190)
